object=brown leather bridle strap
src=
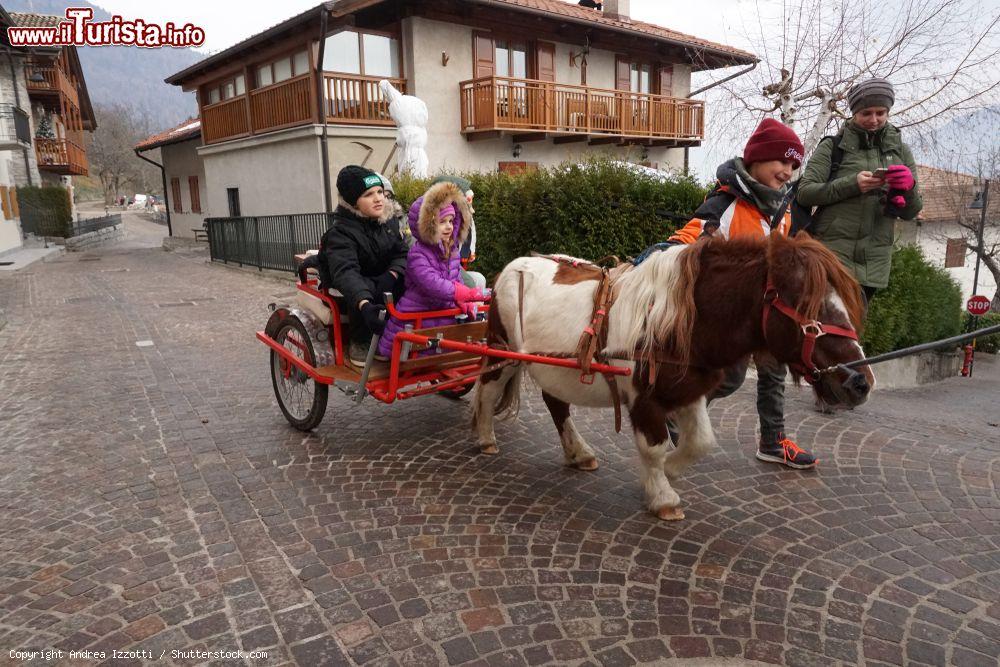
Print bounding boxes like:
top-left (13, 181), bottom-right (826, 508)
top-left (762, 280), bottom-right (858, 382)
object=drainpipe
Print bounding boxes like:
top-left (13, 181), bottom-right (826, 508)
top-left (315, 7), bottom-right (332, 214)
top-left (134, 147), bottom-right (172, 236)
top-left (4, 49), bottom-right (34, 187)
top-left (684, 61), bottom-right (758, 175)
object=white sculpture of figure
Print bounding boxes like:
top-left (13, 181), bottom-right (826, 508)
top-left (379, 79), bottom-right (429, 178)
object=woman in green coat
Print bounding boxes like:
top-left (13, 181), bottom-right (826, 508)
top-left (797, 78), bottom-right (923, 301)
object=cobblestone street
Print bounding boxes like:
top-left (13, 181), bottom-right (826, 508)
top-left (1, 216), bottom-right (998, 666)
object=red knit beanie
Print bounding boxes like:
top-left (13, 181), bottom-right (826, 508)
top-left (743, 118), bottom-right (805, 169)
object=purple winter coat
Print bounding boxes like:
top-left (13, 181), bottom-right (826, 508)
top-left (378, 181), bottom-right (473, 357)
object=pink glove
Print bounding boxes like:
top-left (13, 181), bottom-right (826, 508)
top-left (889, 195), bottom-right (906, 208)
top-left (885, 165), bottom-right (914, 191)
top-left (453, 282), bottom-right (484, 305)
top-left (460, 302), bottom-right (481, 318)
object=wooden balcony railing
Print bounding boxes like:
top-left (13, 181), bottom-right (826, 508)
top-left (201, 73), bottom-right (407, 144)
top-left (26, 63), bottom-right (80, 109)
top-left (202, 96), bottom-right (251, 144)
top-left (250, 74), bottom-right (315, 133)
top-left (324, 73), bottom-right (406, 125)
top-left (459, 76), bottom-right (705, 142)
top-left (35, 138), bottom-right (88, 175)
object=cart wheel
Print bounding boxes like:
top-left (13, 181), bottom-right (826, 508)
top-left (438, 384), bottom-right (474, 400)
top-left (270, 316), bottom-right (329, 431)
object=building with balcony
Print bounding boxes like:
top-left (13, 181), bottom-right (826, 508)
top-left (162, 0), bottom-right (755, 221)
top-left (0, 6), bottom-right (32, 256)
top-left (12, 12), bottom-right (96, 186)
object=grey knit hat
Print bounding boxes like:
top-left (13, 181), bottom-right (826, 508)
top-left (847, 77), bottom-right (895, 114)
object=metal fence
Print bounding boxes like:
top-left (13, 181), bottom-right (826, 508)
top-left (72, 213), bottom-right (121, 237)
top-left (0, 103), bottom-right (31, 146)
top-left (205, 214), bottom-right (332, 272)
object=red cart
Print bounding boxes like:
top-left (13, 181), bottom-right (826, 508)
top-left (258, 253), bottom-right (631, 431)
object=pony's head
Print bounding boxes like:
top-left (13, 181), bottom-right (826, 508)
top-left (763, 233), bottom-right (874, 408)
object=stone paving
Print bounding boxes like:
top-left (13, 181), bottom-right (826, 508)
top-left (1, 214), bottom-right (998, 666)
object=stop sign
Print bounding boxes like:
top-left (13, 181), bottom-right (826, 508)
top-left (967, 295), bottom-right (992, 316)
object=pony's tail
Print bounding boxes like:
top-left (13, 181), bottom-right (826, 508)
top-left (470, 363), bottom-right (524, 429)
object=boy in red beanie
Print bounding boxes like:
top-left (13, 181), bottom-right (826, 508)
top-left (635, 118), bottom-right (816, 469)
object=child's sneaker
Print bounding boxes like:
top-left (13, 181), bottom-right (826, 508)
top-left (756, 438), bottom-right (818, 469)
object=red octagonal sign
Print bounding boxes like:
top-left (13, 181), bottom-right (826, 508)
top-left (967, 295), bottom-right (992, 316)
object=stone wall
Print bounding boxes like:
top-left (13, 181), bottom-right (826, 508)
top-left (64, 223), bottom-right (125, 251)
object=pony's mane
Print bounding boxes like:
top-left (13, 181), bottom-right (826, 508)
top-left (608, 244), bottom-right (702, 364)
top-left (767, 233), bottom-right (865, 331)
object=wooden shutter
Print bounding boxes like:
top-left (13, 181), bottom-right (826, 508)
top-left (945, 238), bottom-right (966, 268)
top-left (615, 56), bottom-right (631, 91)
top-left (535, 41), bottom-right (555, 82)
top-left (473, 31), bottom-right (495, 78)
top-left (657, 65), bottom-right (674, 96)
top-left (171, 177), bottom-right (183, 213)
top-left (10, 187), bottom-right (18, 218)
top-left (189, 176), bottom-right (201, 213)
top-left (0, 187), bottom-right (9, 219)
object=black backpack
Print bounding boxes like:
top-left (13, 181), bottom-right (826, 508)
top-left (789, 135), bottom-right (845, 236)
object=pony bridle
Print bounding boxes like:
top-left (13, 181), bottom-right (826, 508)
top-left (762, 280), bottom-right (859, 384)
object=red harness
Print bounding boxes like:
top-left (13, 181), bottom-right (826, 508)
top-left (762, 281), bottom-right (859, 383)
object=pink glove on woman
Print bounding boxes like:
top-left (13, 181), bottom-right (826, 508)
top-left (889, 195), bottom-right (906, 208)
top-left (885, 165), bottom-right (914, 191)
top-left (453, 282), bottom-right (484, 305)
top-left (460, 302), bottom-right (482, 318)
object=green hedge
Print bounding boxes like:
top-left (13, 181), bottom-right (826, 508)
top-left (16, 186), bottom-right (72, 237)
top-left (392, 159), bottom-right (706, 280)
top-left (862, 246), bottom-right (964, 356)
top-left (966, 311), bottom-right (1000, 354)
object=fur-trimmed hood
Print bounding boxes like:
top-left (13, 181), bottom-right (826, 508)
top-left (408, 181), bottom-right (472, 247)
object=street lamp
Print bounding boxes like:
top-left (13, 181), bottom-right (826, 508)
top-left (968, 179), bottom-right (989, 300)
top-left (963, 179), bottom-right (989, 377)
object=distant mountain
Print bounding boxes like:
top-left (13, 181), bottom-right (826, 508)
top-left (913, 106), bottom-right (1000, 175)
top-left (5, 0), bottom-right (202, 131)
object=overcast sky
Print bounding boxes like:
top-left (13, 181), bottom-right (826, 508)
top-left (92, 0), bottom-right (999, 177)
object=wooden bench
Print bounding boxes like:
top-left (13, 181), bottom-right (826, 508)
top-left (192, 227), bottom-right (208, 242)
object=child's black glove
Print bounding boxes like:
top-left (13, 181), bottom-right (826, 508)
top-left (360, 303), bottom-right (387, 335)
top-left (375, 271), bottom-right (400, 298)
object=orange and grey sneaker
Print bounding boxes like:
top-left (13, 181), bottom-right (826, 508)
top-left (756, 438), bottom-right (818, 469)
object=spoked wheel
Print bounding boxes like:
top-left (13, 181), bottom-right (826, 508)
top-left (270, 316), bottom-right (328, 431)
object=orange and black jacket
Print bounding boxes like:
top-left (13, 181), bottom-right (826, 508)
top-left (670, 159), bottom-right (791, 244)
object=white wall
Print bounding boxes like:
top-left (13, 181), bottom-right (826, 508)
top-left (898, 221), bottom-right (1000, 301)
top-left (162, 140), bottom-right (208, 238)
top-left (199, 126), bottom-right (326, 218)
top-left (405, 16), bottom-right (687, 174)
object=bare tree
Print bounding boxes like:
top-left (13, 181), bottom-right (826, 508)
top-left (701, 0), bottom-right (1000, 155)
top-left (918, 133), bottom-right (1000, 307)
top-left (89, 103), bottom-right (160, 204)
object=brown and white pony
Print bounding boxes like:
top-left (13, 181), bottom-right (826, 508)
top-left (472, 233), bottom-right (874, 520)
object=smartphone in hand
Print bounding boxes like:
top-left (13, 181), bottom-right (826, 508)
top-left (872, 167), bottom-right (889, 179)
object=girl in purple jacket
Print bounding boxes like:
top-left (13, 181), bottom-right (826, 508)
top-left (377, 181), bottom-right (483, 358)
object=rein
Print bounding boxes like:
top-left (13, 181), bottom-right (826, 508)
top-left (762, 280), bottom-right (859, 383)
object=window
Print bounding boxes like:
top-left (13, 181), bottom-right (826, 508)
top-left (204, 73), bottom-right (245, 105)
top-left (273, 56), bottom-right (292, 83)
top-left (323, 30), bottom-right (400, 77)
top-left (255, 50), bottom-right (310, 88)
top-left (227, 188), bottom-right (241, 217)
top-left (617, 57), bottom-right (651, 93)
top-left (945, 238), bottom-right (966, 268)
top-left (293, 51), bottom-right (309, 77)
top-left (494, 39), bottom-right (527, 79)
top-left (257, 63), bottom-right (273, 87)
top-left (171, 178), bottom-right (183, 213)
top-left (189, 176), bottom-right (201, 214)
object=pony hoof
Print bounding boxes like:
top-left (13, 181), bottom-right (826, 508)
top-left (480, 444), bottom-right (499, 455)
top-left (573, 457), bottom-right (599, 471)
top-left (655, 506), bottom-right (685, 521)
